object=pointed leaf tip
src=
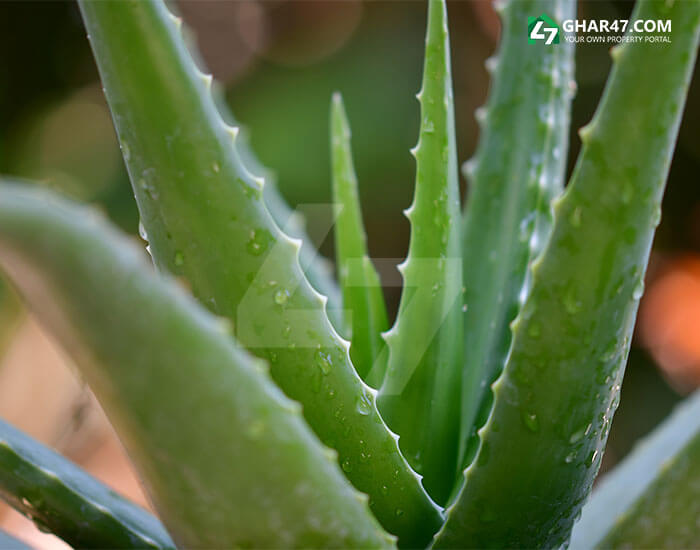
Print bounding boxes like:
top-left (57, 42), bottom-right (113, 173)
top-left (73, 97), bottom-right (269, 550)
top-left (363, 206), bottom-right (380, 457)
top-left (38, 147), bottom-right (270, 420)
top-left (330, 93), bottom-right (390, 388)
top-left (378, 0), bottom-right (463, 506)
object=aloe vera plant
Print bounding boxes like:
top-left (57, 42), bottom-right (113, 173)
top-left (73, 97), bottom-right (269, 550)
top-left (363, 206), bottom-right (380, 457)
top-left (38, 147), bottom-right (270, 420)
top-left (0, 0), bottom-right (698, 548)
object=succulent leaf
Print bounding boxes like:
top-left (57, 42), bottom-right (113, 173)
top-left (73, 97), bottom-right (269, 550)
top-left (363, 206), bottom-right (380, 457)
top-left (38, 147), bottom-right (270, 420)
top-left (78, 1), bottom-right (441, 544)
top-left (377, 0), bottom-right (463, 506)
top-left (0, 418), bottom-right (175, 549)
top-left (330, 93), bottom-right (390, 387)
top-left (435, 1), bottom-right (700, 547)
top-left (458, 0), bottom-right (575, 474)
top-left (225, 111), bottom-right (344, 331)
top-left (263, 177), bottom-right (345, 331)
top-left (0, 182), bottom-right (395, 549)
top-left (571, 389), bottom-right (700, 549)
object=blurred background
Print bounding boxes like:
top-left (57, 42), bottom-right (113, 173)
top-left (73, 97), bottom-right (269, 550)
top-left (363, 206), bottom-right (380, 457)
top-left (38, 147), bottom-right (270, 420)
top-left (0, 0), bottom-right (698, 547)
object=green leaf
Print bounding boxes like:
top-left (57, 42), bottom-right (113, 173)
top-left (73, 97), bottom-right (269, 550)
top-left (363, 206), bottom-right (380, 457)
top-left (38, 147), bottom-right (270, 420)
top-left (330, 93), bottom-right (389, 387)
top-left (226, 112), bottom-right (344, 331)
top-left (262, 177), bottom-right (345, 331)
top-left (435, 1), bottom-right (700, 547)
top-left (77, 2), bottom-right (441, 544)
top-left (0, 418), bottom-right (174, 549)
top-left (457, 0), bottom-right (575, 473)
top-left (0, 182), bottom-right (394, 549)
top-left (571, 389), bottom-right (700, 549)
top-left (377, 0), bottom-right (463, 505)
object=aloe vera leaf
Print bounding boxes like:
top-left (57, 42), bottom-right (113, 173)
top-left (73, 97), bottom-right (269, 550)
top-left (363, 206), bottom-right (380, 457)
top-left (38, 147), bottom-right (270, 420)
top-left (0, 528), bottom-right (30, 550)
top-left (457, 0), bottom-right (575, 473)
top-left (570, 389), bottom-right (700, 549)
top-left (377, 0), bottom-right (463, 506)
top-left (189, 19), bottom-right (344, 332)
top-left (78, 2), bottom-right (441, 544)
top-left (0, 182), bottom-right (395, 549)
top-left (220, 109), bottom-right (344, 331)
top-left (0, 418), bottom-right (174, 549)
top-left (435, 2), bottom-right (700, 547)
top-left (330, 93), bottom-right (389, 387)
top-left (262, 178), bottom-right (345, 331)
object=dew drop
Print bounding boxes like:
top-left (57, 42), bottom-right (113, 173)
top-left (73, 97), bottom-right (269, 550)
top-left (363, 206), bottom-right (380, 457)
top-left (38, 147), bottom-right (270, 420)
top-left (568, 423), bottom-right (591, 444)
top-left (273, 288), bottom-right (290, 306)
top-left (212, 161), bottom-right (220, 173)
top-left (174, 251), bottom-right (184, 266)
top-left (565, 452), bottom-right (576, 464)
top-left (138, 221), bottom-right (148, 241)
top-left (522, 411), bottom-right (539, 432)
top-left (601, 340), bottom-right (618, 362)
top-left (381, 485), bottom-right (389, 496)
top-left (237, 177), bottom-right (262, 200)
top-left (341, 459), bottom-right (353, 473)
top-left (315, 350), bottom-right (332, 375)
top-left (138, 178), bottom-right (159, 200)
top-left (585, 449), bottom-right (598, 468)
top-left (247, 229), bottom-right (273, 256)
top-left (356, 393), bottom-right (372, 416)
top-left (121, 141), bottom-right (131, 161)
top-left (632, 278), bottom-right (645, 300)
top-left (395, 508), bottom-right (404, 517)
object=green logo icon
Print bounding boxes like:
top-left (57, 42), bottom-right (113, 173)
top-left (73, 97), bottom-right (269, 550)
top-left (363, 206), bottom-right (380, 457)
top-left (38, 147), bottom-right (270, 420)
top-left (528, 14), bottom-right (560, 44)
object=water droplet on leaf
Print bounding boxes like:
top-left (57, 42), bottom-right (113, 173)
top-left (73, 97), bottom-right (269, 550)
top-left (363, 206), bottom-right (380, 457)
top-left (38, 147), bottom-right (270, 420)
top-left (356, 393), bottom-right (372, 416)
top-left (569, 423), bottom-right (591, 444)
top-left (247, 229), bottom-right (273, 256)
top-left (632, 279), bottom-right (645, 300)
top-left (522, 411), bottom-right (539, 432)
top-left (315, 350), bottom-right (332, 374)
top-left (273, 288), bottom-right (290, 306)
